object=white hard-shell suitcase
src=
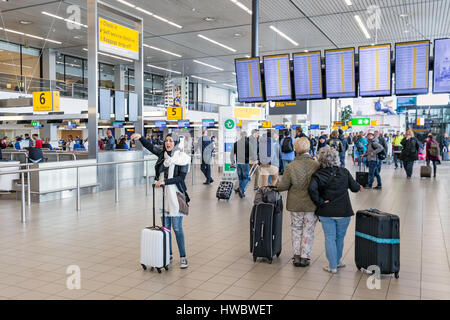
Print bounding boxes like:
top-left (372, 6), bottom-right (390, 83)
top-left (140, 184), bottom-right (171, 273)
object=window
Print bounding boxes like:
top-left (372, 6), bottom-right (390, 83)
top-left (21, 47), bottom-right (41, 78)
top-left (99, 63), bottom-right (114, 89)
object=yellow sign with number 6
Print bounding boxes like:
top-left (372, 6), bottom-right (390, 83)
top-left (33, 91), bottom-right (60, 111)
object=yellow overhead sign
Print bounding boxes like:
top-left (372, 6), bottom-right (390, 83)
top-left (233, 107), bottom-right (262, 120)
top-left (167, 107), bottom-right (186, 120)
top-left (33, 91), bottom-right (60, 111)
top-left (98, 18), bottom-right (139, 60)
top-left (262, 121), bottom-right (271, 128)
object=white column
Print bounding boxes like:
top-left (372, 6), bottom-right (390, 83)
top-left (42, 49), bottom-right (56, 89)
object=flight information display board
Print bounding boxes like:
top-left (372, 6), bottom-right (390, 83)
top-left (395, 41), bottom-right (430, 95)
top-left (128, 92), bottom-right (138, 122)
top-left (99, 88), bottom-right (111, 120)
top-left (325, 48), bottom-right (356, 98)
top-left (114, 90), bottom-right (125, 121)
top-left (293, 51), bottom-right (323, 99)
top-left (359, 44), bottom-right (391, 97)
top-left (433, 38), bottom-right (450, 94)
top-left (263, 54), bottom-right (292, 101)
top-left (235, 57), bottom-right (264, 102)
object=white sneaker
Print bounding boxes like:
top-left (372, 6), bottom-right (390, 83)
top-left (180, 257), bottom-right (188, 269)
top-left (323, 265), bottom-right (337, 274)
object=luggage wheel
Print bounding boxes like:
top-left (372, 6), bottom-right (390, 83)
top-left (157, 268), bottom-right (162, 273)
top-left (268, 259), bottom-right (273, 264)
top-left (394, 272), bottom-right (399, 279)
top-left (164, 266), bottom-right (169, 271)
top-left (150, 267), bottom-right (154, 272)
top-left (253, 257), bottom-right (257, 263)
top-left (141, 264), bottom-right (147, 271)
top-left (276, 253), bottom-right (280, 258)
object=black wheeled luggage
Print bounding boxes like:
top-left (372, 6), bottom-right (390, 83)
top-left (356, 161), bottom-right (369, 187)
top-left (216, 181), bottom-right (233, 200)
top-left (420, 165), bottom-right (431, 178)
top-left (250, 186), bottom-right (283, 263)
top-left (355, 209), bottom-right (400, 278)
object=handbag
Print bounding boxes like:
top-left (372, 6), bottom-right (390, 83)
top-left (176, 191), bottom-right (189, 215)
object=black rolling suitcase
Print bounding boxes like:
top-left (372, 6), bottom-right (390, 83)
top-left (355, 209), bottom-right (400, 278)
top-left (250, 186), bottom-right (283, 263)
top-left (216, 181), bottom-right (233, 200)
top-left (355, 160), bottom-right (368, 187)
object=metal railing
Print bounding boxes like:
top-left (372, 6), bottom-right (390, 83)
top-left (3, 151), bottom-right (78, 161)
top-left (0, 158), bottom-right (155, 223)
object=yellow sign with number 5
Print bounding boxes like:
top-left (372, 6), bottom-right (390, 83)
top-left (167, 107), bottom-right (186, 120)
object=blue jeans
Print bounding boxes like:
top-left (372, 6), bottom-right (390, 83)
top-left (319, 216), bottom-right (351, 270)
top-left (339, 153), bottom-right (346, 168)
top-left (368, 160), bottom-right (382, 187)
top-left (161, 216), bottom-right (186, 257)
top-left (403, 161), bottom-right (414, 178)
top-left (237, 163), bottom-right (250, 195)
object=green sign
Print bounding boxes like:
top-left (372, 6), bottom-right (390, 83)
top-left (351, 118), bottom-right (371, 126)
top-left (224, 119), bottom-right (235, 129)
top-left (224, 163), bottom-right (235, 172)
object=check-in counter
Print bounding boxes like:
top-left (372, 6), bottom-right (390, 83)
top-left (97, 150), bottom-right (158, 192)
top-left (0, 160), bottom-right (20, 192)
top-left (30, 159), bottom-right (98, 202)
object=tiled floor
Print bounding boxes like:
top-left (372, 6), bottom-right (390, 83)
top-left (0, 160), bottom-right (449, 300)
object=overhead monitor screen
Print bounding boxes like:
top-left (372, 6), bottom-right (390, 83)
top-left (178, 120), bottom-right (190, 127)
top-left (235, 57), bottom-right (264, 102)
top-left (202, 119), bottom-right (215, 127)
top-left (114, 90), bottom-right (125, 121)
top-left (128, 92), bottom-right (138, 122)
top-left (359, 44), bottom-right (392, 97)
top-left (395, 40), bottom-right (430, 95)
top-left (155, 121), bottom-right (166, 128)
top-left (99, 88), bottom-right (111, 120)
top-left (263, 54), bottom-right (292, 101)
top-left (293, 51), bottom-right (323, 99)
top-left (325, 48), bottom-right (356, 98)
top-left (433, 38), bottom-right (450, 94)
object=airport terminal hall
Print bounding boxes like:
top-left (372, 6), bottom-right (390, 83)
top-left (1, 0), bottom-right (450, 309)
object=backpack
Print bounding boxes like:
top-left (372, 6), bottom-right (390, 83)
top-left (357, 141), bottom-right (365, 153)
top-left (330, 139), bottom-right (342, 153)
top-left (372, 143), bottom-right (386, 161)
top-left (281, 137), bottom-right (294, 153)
top-left (429, 141), bottom-right (439, 157)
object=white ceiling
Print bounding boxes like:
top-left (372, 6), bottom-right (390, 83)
top-left (0, 0), bottom-right (448, 90)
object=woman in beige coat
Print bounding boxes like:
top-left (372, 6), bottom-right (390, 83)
top-left (276, 137), bottom-right (320, 267)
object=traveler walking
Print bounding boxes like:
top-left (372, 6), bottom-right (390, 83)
top-left (131, 132), bottom-right (191, 269)
top-left (364, 133), bottom-right (384, 189)
top-left (338, 129), bottom-right (348, 168)
top-left (280, 130), bottom-right (295, 170)
top-left (327, 130), bottom-right (344, 157)
top-left (393, 131), bottom-right (404, 169)
top-left (317, 135), bottom-right (327, 152)
top-left (308, 146), bottom-right (363, 274)
top-left (355, 134), bottom-right (368, 166)
top-left (276, 137), bottom-right (320, 267)
top-left (196, 130), bottom-right (214, 185)
top-left (230, 131), bottom-right (250, 198)
top-left (249, 129), bottom-right (260, 190)
top-left (425, 133), bottom-right (440, 178)
top-left (400, 130), bottom-right (421, 179)
top-left (295, 126), bottom-right (308, 139)
top-left (441, 133), bottom-right (449, 161)
top-left (259, 132), bottom-right (280, 187)
top-left (309, 134), bottom-right (317, 157)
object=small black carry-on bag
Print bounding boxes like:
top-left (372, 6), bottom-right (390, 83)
top-left (250, 186), bottom-right (283, 263)
top-left (356, 160), bottom-right (369, 187)
top-left (216, 181), bottom-right (234, 200)
top-left (355, 209), bottom-right (400, 278)
top-left (140, 184), bottom-right (171, 273)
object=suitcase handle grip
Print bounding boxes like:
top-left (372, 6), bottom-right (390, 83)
top-left (152, 183), bottom-right (166, 228)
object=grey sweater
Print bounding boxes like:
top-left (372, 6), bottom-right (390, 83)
top-left (366, 138), bottom-right (384, 162)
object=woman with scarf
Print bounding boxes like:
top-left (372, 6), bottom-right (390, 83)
top-left (131, 132), bottom-right (191, 269)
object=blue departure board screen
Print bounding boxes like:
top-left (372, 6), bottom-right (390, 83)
top-left (325, 48), bottom-right (356, 98)
top-left (114, 90), bottom-right (125, 121)
top-left (128, 92), bottom-right (138, 122)
top-left (359, 44), bottom-right (391, 97)
top-left (433, 38), bottom-right (450, 94)
top-left (235, 57), bottom-right (264, 102)
top-left (263, 54), bottom-right (292, 101)
top-left (395, 41), bottom-right (430, 95)
top-left (293, 51), bottom-right (323, 99)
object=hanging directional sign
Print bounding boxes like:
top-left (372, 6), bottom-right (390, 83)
top-left (98, 18), bottom-right (139, 60)
top-left (167, 107), bottom-right (186, 120)
top-left (33, 91), bottom-right (60, 111)
top-left (351, 118), bottom-right (371, 126)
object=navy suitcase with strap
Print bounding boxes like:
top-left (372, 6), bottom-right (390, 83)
top-left (355, 209), bottom-right (400, 278)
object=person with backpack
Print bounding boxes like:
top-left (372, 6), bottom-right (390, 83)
top-left (230, 131), bottom-right (250, 198)
top-left (355, 134), bottom-right (368, 167)
top-left (327, 130), bottom-right (343, 157)
top-left (392, 131), bottom-right (404, 169)
top-left (309, 134), bottom-right (317, 157)
top-left (400, 130), bottom-right (421, 179)
top-left (364, 133), bottom-right (384, 189)
top-left (425, 133), bottom-right (440, 178)
top-left (280, 130), bottom-right (295, 170)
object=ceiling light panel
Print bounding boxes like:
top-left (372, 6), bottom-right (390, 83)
top-left (354, 15), bottom-right (371, 39)
top-left (116, 0), bottom-right (182, 28)
top-left (193, 60), bottom-right (224, 71)
top-left (42, 11), bottom-right (87, 28)
top-left (197, 34), bottom-right (236, 52)
top-left (143, 44), bottom-right (182, 58)
top-left (191, 75), bottom-right (216, 83)
top-left (230, 0), bottom-right (252, 15)
top-left (269, 25), bottom-right (299, 46)
top-left (0, 27), bottom-right (61, 44)
top-left (147, 64), bottom-right (181, 74)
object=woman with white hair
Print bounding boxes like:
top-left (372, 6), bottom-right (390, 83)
top-left (276, 137), bottom-right (320, 267)
top-left (308, 145), bottom-right (362, 274)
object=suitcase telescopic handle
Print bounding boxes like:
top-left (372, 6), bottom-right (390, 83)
top-left (152, 183), bottom-right (166, 228)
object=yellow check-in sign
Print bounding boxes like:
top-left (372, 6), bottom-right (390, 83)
top-left (98, 18), bottom-right (139, 60)
top-left (262, 121), bottom-right (271, 128)
top-left (167, 107), bottom-right (186, 120)
top-left (233, 107), bottom-right (262, 120)
top-left (33, 91), bottom-right (60, 111)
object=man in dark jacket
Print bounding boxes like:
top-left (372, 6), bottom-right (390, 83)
top-left (196, 130), bottom-right (214, 185)
top-left (364, 133), bottom-right (384, 189)
top-left (230, 131), bottom-right (250, 198)
top-left (104, 130), bottom-right (116, 150)
top-left (400, 130), bottom-right (421, 179)
top-left (338, 129), bottom-right (348, 168)
top-left (295, 127), bottom-right (308, 139)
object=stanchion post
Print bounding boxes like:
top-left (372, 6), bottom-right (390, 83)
top-left (115, 164), bottom-right (119, 203)
top-left (21, 172), bottom-right (26, 223)
top-left (76, 167), bottom-right (81, 211)
top-left (27, 171), bottom-right (31, 207)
